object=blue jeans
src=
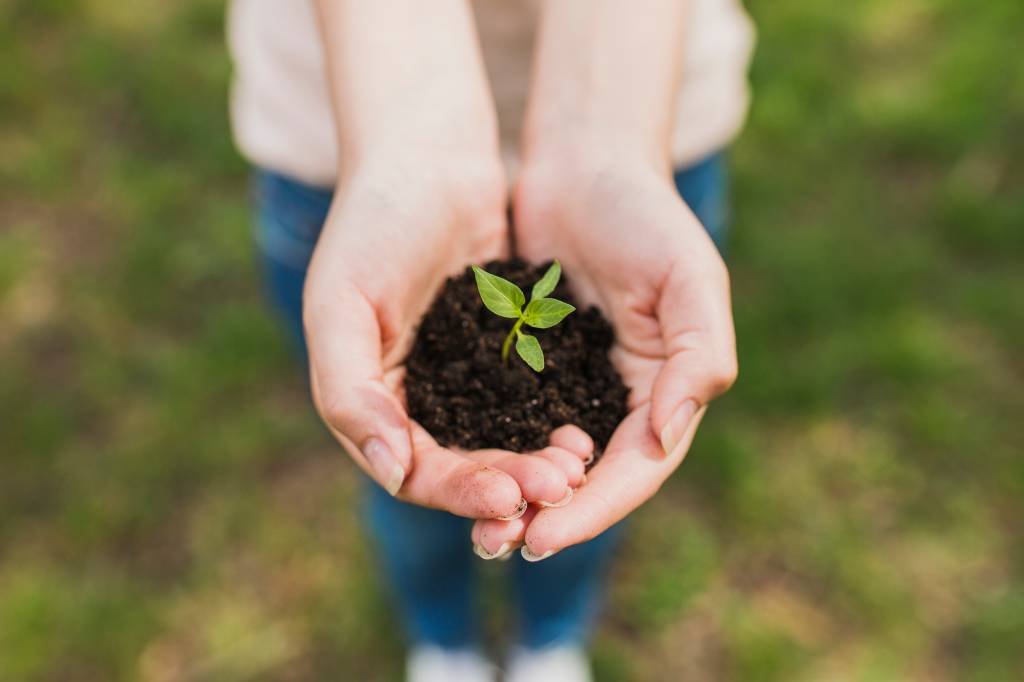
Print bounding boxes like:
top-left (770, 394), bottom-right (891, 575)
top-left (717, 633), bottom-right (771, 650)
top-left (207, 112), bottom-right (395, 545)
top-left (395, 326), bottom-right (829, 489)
top-left (253, 153), bottom-right (728, 650)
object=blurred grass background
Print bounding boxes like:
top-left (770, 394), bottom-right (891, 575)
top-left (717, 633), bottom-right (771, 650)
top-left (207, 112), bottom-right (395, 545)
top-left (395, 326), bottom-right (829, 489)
top-left (1, 0), bottom-right (1022, 679)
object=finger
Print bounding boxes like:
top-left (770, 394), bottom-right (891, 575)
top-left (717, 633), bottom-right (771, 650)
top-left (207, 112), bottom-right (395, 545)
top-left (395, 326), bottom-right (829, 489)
top-left (522, 404), bottom-right (706, 560)
top-left (534, 446), bottom-right (586, 487)
top-left (651, 259), bottom-right (737, 458)
top-left (548, 425), bottom-right (596, 464)
top-left (462, 448), bottom-right (573, 507)
top-left (329, 421), bottom-right (527, 519)
top-left (403, 424), bottom-right (527, 519)
top-left (306, 283), bottom-right (413, 494)
top-left (471, 506), bottom-right (538, 560)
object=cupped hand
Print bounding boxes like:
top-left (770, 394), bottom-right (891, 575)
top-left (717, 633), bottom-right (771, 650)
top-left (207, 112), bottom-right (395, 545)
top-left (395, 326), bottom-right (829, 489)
top-left (304, 160), bottom-right (550, 519)
top-left (489, 157), bottom-right (738, 557)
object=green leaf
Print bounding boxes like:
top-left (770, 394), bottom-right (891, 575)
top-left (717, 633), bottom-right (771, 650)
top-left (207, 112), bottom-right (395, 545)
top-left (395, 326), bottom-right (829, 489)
top-left (523, 297), bottom-right (576, 329)
top-left (531, 260), bottom-right (562, 300)
top-left (515, 332), bottom-right (545, 372)
top-left (472, 266), bottom-right (525, 319)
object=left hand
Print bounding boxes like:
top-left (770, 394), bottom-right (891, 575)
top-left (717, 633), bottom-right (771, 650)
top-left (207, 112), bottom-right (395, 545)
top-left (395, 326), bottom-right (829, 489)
top-left (471, 156), bottom-right (738, 560)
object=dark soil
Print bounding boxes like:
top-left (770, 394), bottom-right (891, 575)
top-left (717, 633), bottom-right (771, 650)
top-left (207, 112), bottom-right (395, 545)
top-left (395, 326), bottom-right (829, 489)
top-left (404, 259), bottom-right (629, 454)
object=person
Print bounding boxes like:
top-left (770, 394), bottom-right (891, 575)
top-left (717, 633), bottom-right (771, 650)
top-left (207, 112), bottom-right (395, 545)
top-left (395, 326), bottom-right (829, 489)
top-left (227, 1), bottom-right (753, 679)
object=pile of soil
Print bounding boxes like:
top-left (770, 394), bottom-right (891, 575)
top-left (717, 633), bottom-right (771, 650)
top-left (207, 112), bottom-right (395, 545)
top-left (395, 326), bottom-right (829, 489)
top-left (404, 259), bottom-right (629, 454)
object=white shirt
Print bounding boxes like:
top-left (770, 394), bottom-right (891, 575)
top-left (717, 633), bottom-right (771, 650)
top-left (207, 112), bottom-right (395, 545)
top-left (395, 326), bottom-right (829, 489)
top-left (227, 0), bottom-right (756, 187)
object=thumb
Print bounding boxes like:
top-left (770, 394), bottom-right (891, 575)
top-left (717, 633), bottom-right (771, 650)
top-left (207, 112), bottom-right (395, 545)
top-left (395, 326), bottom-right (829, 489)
top-left (306, 284), bottom-right (413, 495)
top-left (650, 348), bottom-right (736, 458)
top-left (650, 261), bottom-right (737, 457)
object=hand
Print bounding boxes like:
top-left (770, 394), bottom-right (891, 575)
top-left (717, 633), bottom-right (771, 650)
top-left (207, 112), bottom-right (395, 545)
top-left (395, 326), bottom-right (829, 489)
top-left (307, 0), bottom-right (599, 519)
top-left (471, 156), bottom-right (738, 557)
top-left (303, 160), bottom-right (589, 518)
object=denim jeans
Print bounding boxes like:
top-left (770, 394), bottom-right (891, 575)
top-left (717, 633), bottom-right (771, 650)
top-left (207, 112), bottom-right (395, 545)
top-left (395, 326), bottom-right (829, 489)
top-left (253, 152), bottom-right (728, 650)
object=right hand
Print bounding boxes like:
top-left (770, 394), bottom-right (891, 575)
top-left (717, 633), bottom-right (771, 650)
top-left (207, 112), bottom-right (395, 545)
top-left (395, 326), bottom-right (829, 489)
top-left (303, 159), bottom-right (584, 518)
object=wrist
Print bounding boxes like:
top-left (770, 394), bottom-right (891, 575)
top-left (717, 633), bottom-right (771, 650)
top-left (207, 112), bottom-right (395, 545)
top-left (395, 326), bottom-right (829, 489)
top-left (339, 124), bottom-right (503, 177)
top-left (339, 151), bottom-right (508, 224)
top-left (515, 142), bottom-right (669, 221)
top-left (521, 82), bottom-right (675, 178)
top-left (520, 130), bottom-right (671, 185)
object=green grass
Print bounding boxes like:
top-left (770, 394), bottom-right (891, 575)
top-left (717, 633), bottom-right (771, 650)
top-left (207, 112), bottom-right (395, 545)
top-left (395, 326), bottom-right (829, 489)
top-left (1, 0), bottom-right (1021, 679)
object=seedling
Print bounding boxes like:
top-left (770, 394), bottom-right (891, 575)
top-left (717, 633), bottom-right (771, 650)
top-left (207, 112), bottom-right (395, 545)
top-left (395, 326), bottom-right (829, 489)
top-left (472, 261), bottom-right (575, 372)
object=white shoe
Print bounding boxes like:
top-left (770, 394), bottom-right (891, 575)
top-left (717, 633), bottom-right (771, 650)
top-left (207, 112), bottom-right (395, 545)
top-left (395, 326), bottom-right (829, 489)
top-left (406, 645), bottom-right (496, 682)
top-left (504, 644), bottom-right (592, 682)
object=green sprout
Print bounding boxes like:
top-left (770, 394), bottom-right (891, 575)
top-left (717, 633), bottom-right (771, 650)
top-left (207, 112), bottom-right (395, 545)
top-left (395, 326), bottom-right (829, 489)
top-left (472, 261), bottom-right (576, 372)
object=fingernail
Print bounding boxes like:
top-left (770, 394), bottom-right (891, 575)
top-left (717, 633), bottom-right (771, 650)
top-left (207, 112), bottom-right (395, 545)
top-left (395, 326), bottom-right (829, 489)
top-left (538, 486), bottom-right (573, 508)
top-left (497, 497), bottom-right (528, 521)
top-left (363, 437), bottom-right (405, 496)
top-left (660, 399), bottom-right (700, 457)
top-left (521, 545), bottom-right (556, 562)
top-left (474, 542), bottom-right (515, 561)
top-left (582, 452), bottom-right (595, 466)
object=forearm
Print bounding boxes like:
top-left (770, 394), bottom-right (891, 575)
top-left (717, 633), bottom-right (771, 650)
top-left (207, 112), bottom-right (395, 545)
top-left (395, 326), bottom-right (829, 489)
top-left (522, 0), bottom-right (687, 173)
top-left (313, 0), bottom-right (501, 176)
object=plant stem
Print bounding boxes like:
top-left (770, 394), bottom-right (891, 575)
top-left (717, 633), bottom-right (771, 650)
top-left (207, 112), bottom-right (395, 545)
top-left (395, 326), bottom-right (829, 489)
top-left (501, 317), bottom-right (525, 363)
